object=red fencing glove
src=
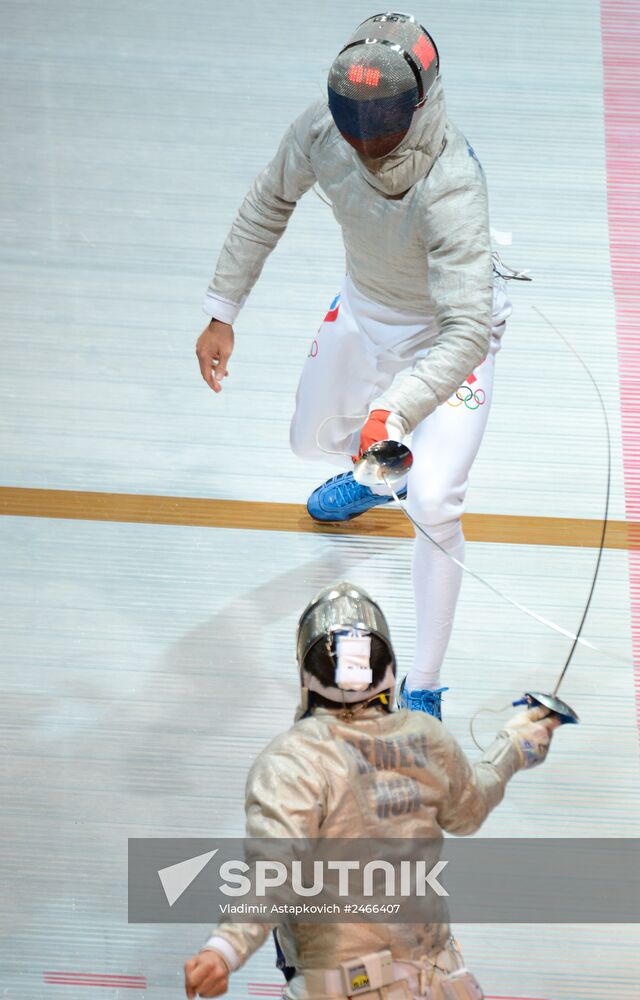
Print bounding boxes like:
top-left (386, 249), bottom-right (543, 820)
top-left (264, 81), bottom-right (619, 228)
top-left (357, 409), bottom-right (407, 458)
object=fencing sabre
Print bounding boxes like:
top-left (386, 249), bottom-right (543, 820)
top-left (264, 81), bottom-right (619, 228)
top-left (317, 309), bottom-right (626, 726)
top-left (352, 440), bottom-right (582, 723)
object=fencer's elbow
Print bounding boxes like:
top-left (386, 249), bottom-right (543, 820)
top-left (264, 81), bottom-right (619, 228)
top-left (452, 813), bottom-right (488, 837)
top-left (441, 803), bottom-right (490, 837)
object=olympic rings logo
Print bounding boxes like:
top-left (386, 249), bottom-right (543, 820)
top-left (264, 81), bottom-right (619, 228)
top-left (308, 339), bottom-right (319, 358)
top-left (447, 385), bottom-right (486, 410)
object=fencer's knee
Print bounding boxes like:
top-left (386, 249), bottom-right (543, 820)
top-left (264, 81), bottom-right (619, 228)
top-left (407, 480), bottom-right (463, 530)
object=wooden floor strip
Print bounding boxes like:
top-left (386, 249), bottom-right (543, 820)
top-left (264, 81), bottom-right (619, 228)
top-left (0, 486), bottom-right (636, 549)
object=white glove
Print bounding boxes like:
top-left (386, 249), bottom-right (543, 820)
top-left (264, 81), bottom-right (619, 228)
top-left (501, 706), bottom-right (560, 769)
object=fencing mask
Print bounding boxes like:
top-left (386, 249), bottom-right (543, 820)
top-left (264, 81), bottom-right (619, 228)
top-left (297, 581), bottom-right (396, 707)
top-left (327, 12), bottom-right (440, 158)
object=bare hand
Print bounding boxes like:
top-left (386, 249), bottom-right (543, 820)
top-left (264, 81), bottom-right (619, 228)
top-left (184, 950), bottom-right (229, 998)
top-left (196, 320), bottom-right (235, 393)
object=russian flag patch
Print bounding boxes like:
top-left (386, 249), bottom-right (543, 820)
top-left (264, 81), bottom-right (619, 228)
top-left (324, 293), bottom-right (341, 323)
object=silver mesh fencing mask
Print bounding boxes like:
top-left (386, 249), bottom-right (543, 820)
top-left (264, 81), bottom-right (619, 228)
top-left (327, 12), bottom-right (440, 158)
top-left (297, 581), bottom-right (396, 705)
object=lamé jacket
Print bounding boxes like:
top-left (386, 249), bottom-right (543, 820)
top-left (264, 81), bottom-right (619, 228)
top-left (204, 80), bottom-right (494, 433)
top-left (206, 704), bottom-right (522, 972)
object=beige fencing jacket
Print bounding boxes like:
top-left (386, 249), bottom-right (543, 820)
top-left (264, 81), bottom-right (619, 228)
top-left (207, 704), bottom-right (522, 972)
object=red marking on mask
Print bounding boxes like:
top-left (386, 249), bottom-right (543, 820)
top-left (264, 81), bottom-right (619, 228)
top-left (348, 64), bottom-right (381, 86)
top-left (412, 35), bottom-right (436, 70)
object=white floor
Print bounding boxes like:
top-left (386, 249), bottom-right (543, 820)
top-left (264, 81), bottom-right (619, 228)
top-left (1, 2), bottom-right (638, 998)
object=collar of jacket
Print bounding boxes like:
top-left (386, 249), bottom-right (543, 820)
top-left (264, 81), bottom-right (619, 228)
top-left (353, 77), bottom-right (447, 197)
top-left (305, 700), bottom-right (391, 723)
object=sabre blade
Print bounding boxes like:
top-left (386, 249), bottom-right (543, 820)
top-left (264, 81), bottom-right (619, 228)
top-left (381, 475), bottom-right (632, 668)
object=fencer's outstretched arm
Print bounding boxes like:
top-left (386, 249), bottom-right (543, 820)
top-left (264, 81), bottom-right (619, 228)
top-left (204, 110), bottom-right (318, 314)
top-left (186, 740), bottom-right (325, 986)
top-left (196, 104), bottom-right (318, 392)
top-left (185, 744), bottom-right (315, 995)
top-left (436, 707), bottom-right (559, 836)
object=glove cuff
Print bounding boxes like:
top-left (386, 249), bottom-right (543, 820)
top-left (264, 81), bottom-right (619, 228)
top-left (367, 408), bottom-right (409, 440)
top-left (500, 728), bottom-right (550, 770)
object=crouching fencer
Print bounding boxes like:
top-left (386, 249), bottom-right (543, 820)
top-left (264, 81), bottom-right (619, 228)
top-left (196, 12), bottom-right (514, 718)
top-left (184, 583), bottom-right (560, 1000)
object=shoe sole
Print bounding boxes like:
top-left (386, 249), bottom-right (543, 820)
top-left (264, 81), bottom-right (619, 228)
top-left (306, 506), bottom-right (369, 523)
top-left (306, 495), bottom-right (407, 524)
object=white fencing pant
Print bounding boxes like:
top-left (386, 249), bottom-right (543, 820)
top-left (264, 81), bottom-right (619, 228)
top-left (290, 275), bottom-right (512, 690)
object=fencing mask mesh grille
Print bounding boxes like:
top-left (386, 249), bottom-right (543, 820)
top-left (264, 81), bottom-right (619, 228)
top-left (327, 12), bottom-right (439, 156)
top-left (297, 582), bottom-right (396, 704)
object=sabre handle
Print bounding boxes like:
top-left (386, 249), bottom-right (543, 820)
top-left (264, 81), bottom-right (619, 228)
top-left (513, 692), bottom-right (579, 725)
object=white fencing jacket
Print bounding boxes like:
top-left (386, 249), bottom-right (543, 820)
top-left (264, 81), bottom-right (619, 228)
top-left (204, 80), bottom-right (494, 433)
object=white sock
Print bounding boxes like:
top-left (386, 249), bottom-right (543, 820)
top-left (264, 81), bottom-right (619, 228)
top-left (406, 520), bottom-right (464, 691)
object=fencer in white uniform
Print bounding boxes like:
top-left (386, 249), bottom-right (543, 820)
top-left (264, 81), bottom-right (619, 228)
top-left (183, 583), bottom-right (560, 1000)
top-left (195, 13), bottom-right (513, 715)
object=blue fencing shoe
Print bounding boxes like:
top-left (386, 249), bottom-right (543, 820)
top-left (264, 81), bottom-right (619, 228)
top-left (397, 677), bottom-right (448, 720)
top-left (306, 471), bottom-right (407, 522)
